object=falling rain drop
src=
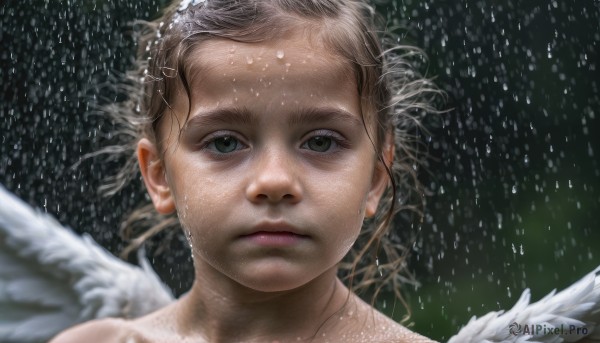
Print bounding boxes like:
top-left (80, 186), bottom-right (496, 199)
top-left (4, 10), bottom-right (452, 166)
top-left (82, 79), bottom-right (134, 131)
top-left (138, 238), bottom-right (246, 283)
top-left (1, 3), bottom-right (598, 342)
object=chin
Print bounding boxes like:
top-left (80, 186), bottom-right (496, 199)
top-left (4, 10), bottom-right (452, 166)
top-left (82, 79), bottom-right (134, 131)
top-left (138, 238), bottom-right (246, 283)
top-left (234, 262), bottom-right (323, 293)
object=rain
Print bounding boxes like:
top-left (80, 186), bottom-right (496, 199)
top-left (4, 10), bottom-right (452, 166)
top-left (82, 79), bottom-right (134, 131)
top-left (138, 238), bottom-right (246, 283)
top-left (1, 0), bottom-right (598, 341)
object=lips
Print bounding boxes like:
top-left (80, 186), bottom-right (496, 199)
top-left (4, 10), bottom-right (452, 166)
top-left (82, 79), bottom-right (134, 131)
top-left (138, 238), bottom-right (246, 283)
top-left (241, 221), bottom-right (307, 237)
top-left (240, 222), bottom-right (309, 247)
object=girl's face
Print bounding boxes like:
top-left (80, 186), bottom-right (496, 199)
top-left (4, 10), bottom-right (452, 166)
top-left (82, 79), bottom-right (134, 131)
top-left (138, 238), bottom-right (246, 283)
top-left (138, 32), bottom-right (390, 292)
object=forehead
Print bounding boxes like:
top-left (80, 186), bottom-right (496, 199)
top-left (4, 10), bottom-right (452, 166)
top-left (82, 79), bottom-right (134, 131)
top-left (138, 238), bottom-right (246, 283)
top-left (180, 32), bottom-right (356, 103)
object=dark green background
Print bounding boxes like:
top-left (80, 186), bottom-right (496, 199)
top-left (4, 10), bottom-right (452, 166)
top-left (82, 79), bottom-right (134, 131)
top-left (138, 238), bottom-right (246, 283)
top-left (1, 0), bottom-right (598, 341)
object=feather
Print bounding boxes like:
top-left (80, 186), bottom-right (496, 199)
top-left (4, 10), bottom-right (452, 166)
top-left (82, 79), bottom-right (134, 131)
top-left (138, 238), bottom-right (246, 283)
top-left (0, 185), bottom-right (175, 343)
top-left (448, 266), bottom-right (600, 343)
top-left (2, 183), bottom-right (599, 343)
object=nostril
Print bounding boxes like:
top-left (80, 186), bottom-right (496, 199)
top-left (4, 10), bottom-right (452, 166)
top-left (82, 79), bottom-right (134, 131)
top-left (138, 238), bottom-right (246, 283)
top-left (244, 163), bottom-right (303, 204)
top-left (251, 191), bottom-right (298, 204)
top-left (256, 194), bottom-right (268, 200)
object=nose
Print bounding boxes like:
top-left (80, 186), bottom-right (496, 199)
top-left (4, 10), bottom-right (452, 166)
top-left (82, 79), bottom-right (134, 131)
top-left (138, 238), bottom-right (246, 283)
top-left (245, 147), bottom-right (303, 204)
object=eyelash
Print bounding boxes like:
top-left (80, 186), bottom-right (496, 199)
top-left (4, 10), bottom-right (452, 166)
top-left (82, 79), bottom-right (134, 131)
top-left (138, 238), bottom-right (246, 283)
top-left (300, 130), bottom-right (349, 153)
top-left (199, 130), bottom-right (348, 155)
top-left (200, 131), bottom-right (248, 156)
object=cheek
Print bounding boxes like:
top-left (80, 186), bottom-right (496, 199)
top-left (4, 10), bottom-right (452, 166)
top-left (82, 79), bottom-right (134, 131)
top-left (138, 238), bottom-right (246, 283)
top-left (166, 164), bottom-right (215, 233)
top-left (313, 171), bottom-right (372, 256)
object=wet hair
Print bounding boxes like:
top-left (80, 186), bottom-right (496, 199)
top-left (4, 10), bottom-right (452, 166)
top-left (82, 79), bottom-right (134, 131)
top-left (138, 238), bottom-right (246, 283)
top-left (99, 0), bottom-right (439, 320)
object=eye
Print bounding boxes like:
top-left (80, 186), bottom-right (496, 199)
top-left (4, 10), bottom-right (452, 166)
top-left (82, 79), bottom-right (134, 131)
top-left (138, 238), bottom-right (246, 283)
top-left (305, 136), bottom-right (332, 152)
top-left (204, 135), bottom-right (244, 154)
top-left (301, 130), bottom-right (348, 153)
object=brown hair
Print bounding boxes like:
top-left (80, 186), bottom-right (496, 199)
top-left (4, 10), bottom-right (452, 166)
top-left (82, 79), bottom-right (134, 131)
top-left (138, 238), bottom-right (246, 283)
top-left (99, 0), bottom-right (439, 320)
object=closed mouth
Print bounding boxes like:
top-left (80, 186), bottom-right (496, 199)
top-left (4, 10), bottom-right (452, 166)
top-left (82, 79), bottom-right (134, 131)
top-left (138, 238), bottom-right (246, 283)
top-left (242, 231), bottom-right (308, 237)
top-left (241, 231), bottom-right (309, 246)
top-left (242, 221), bottom-right (308, 238)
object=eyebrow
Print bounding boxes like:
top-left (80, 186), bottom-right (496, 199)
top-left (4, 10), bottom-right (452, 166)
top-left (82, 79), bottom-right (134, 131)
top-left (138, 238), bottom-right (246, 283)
top-left (184, 107), bottom-right (257, 131)
top-left (184, 106), bottom-right (363, 131)
top-left (288, 107), bottom-right (364, 129)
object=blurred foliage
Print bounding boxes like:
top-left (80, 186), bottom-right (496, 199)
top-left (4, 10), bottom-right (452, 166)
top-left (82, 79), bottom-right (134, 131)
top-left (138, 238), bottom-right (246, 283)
top-left (1, 0), bottom-right (598, 341)
top-left (373, 1), bottom-right (600, 340)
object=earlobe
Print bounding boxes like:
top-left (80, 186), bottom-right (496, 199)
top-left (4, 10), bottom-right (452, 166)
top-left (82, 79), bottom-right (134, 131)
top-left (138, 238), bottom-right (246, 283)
top-left (365, 134), bottom-right (395, 218)
top-left (137, 138), bottom-right (176, 214)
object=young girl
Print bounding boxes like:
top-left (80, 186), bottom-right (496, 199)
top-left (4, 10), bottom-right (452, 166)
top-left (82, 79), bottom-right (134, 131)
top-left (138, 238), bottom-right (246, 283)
top-left (52, 0), bottom-right (437, 341)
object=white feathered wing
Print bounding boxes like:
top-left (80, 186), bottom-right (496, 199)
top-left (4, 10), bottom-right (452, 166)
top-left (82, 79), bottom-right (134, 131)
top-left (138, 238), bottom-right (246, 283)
top-left (0, 185), bottom-right (175, 343)
top-left (2, 184), bottom-right (599, 343)
top-left (448, 266), bottom-right (600, 343)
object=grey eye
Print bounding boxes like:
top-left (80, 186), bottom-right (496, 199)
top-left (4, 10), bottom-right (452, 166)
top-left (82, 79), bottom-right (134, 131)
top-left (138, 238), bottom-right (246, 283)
top-left (306, 136), bottom-right (332, 152)
top-left (213, 136), bottom-right (238, 153)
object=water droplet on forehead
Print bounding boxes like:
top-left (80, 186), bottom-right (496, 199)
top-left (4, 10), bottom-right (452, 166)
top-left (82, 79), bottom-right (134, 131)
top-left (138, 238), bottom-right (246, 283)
top-left (276, 50), bottom-right (284, 59)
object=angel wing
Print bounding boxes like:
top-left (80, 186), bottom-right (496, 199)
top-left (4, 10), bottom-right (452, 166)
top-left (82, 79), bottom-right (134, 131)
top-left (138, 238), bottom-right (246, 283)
top-left (448, 265), bottom-right (600, 343)
top-left (2, 184), bottom-right (599, 343)
top-left (0, 184), bottom-right (175, 343)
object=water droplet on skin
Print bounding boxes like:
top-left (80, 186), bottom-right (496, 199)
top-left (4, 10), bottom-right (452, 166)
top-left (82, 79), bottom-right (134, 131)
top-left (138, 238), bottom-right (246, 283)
top-left (276, 50), bottom-right (284, 59)
top-left (186, 230), bottom-right (193, 249)
top-left (246, 56), bottom-right (254, 64)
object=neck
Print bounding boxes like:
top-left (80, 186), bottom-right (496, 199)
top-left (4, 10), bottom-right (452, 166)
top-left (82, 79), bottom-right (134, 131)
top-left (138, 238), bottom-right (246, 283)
top-left (176, 261), bottom-right (352, 342)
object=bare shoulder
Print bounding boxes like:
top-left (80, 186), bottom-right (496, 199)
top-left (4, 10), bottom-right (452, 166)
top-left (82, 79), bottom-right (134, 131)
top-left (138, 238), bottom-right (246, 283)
top-left (49, 318), bottom-right (145, 343)
top-left (369, 312), bottom-right (438, 343)
top-left (345, 295), bottom-right (439, 343)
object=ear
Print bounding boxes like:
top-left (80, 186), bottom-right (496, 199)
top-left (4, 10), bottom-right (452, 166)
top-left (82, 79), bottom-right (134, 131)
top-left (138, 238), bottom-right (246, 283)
top-left (365, 133), bottom-right (394, 218)
top-left (137, 138), bottom-right (176, 215)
